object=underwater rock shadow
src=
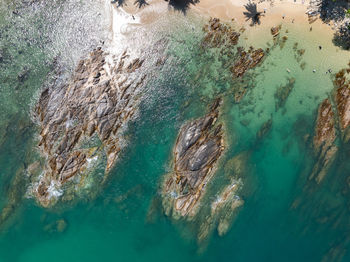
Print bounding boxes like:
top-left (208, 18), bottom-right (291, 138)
top-left (243, 2), bottom-right (263, 26)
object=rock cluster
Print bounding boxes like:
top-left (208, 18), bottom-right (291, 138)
top-left (271, 26), bottom-right (280, 37)
top-left (202, 18), bottom-right (240, 48)
top-left (310, 99), bottom-right (337, 184)
top-left (201, 18), bottom-right (265, 103)
top-left (310, 64), bottom-right (350, 183)
top-left (230, 47), bottom-right (265, 78)
top-left (30, 47), bottom-right (147, 207)
top-left (197, 151), bottom-right (248, 242)
top-left (162, 99), bottom-right (224, 218)
top-left (334, 68), bottom-right (350, 140)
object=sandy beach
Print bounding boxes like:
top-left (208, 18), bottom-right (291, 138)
top-left (112, 0), bottom-right (343, 46)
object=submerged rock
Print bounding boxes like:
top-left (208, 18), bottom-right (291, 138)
top-left (274, 77), bottom-right (295, 111)
top-left (28, 48), bottom-right (147, 207)
top-left (231, 48), bottom-right (265, 78)
top-left (256, 118), bottom-right (273, 141)
top-left (0, 166), bottom-right (27, 229)
top-left (161, 99), bottom-right (224, 218)
top-left (43, 218), bottom-right (68, 233)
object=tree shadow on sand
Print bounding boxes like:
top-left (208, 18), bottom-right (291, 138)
top-left (111, 0), bottom-right (126, 7)
top-left (165, 0), bottom-right (200, 13)
top-left (318, 0), bottom-right (348, 22)
top-left (315, 0), bottom-right (350, 50)
top-left (134, 0), bottom-right (149, 8)
top-left (243, 2), bottom-right (263, 26)
top-left (111, 0), bottom-right (200, 13)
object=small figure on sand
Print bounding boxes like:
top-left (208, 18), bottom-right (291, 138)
top-left (319, 45), bottom-right (322, 50)
top-left (310, 26), bottom-right (312, 31)
top-left (282, 14), bottom-right (285, 19)
top-left (132, 15), bottom-right (135, 20)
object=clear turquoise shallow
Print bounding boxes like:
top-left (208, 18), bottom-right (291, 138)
top-left (1, 1), bottom-right (350, 261)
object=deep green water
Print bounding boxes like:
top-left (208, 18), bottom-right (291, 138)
top-left (1, 0), bottom-right (350, 261)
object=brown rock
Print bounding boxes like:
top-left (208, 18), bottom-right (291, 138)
top-left (161, 99), bottom-right (224, 218)
top-left (231, 48), bottom-right (265, 78)
top-left (271, 26), bottom-right (280, 37)
top-left (29, 48), bottom-right (148, 207)
top-left (310, 99), bottom-right (337, 184)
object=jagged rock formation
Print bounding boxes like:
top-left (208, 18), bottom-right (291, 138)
top-left (211, 180), bottom-right (243, 236)
top-left (309, 65), bottom-right (350, 184)
top-left (309, 99), bottom-right (338, 184)
top-left (291, 63), bottom-right (350, 262)
top-left (334, 67), bottom-right (350, 141)
top-left (29, 47), bottom-right (147, 207)
top-left (202, 18), bottom-right (240, 48)
top-left (197, 151), bottom-right (248, 242)
top-left (230, 47), bottom-right (265, 78)
top-left (161, 99), bottom-right (224, 218)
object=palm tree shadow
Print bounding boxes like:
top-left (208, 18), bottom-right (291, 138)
top-left (112, 0), bottom-right (200, 13)
top-left (111, 0), bottom-right (126, 7)
top-left (165, 0), bottom-right (200, 14)
top-left (134, 0), bottom-right (149, 8)
top-left (243, 2), bottom-right (263, 26)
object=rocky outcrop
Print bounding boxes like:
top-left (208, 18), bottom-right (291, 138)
top-left (271, 26), bottom-right (280, 37)
top-left (211, 180), bottom-right (243, 237)
top-left (197, 151), bottom-right (248, 242)
top-left (162, 99), bottom-right (224, 218)
top-left (29, 48), bottom-right (147, 207)
top-left (230, 47), bottom-right (265, 78)
top-left (308, 65), bottom-right (350, 184)
top-left (202, 18), bottom-right (240, 48)
top-left (334, 68), bottom-right (350, 141)
top-left (309, 99), bottom-right (338, 184)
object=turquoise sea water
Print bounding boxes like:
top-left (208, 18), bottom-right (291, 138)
top-left (1, 0), bottom-right (350, 261)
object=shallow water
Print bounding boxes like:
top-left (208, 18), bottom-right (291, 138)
top-left (0, 1), bottom-right (350, 261)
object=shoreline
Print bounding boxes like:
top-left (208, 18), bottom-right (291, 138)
top-left (113, 0), bottom-right (349, 52)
